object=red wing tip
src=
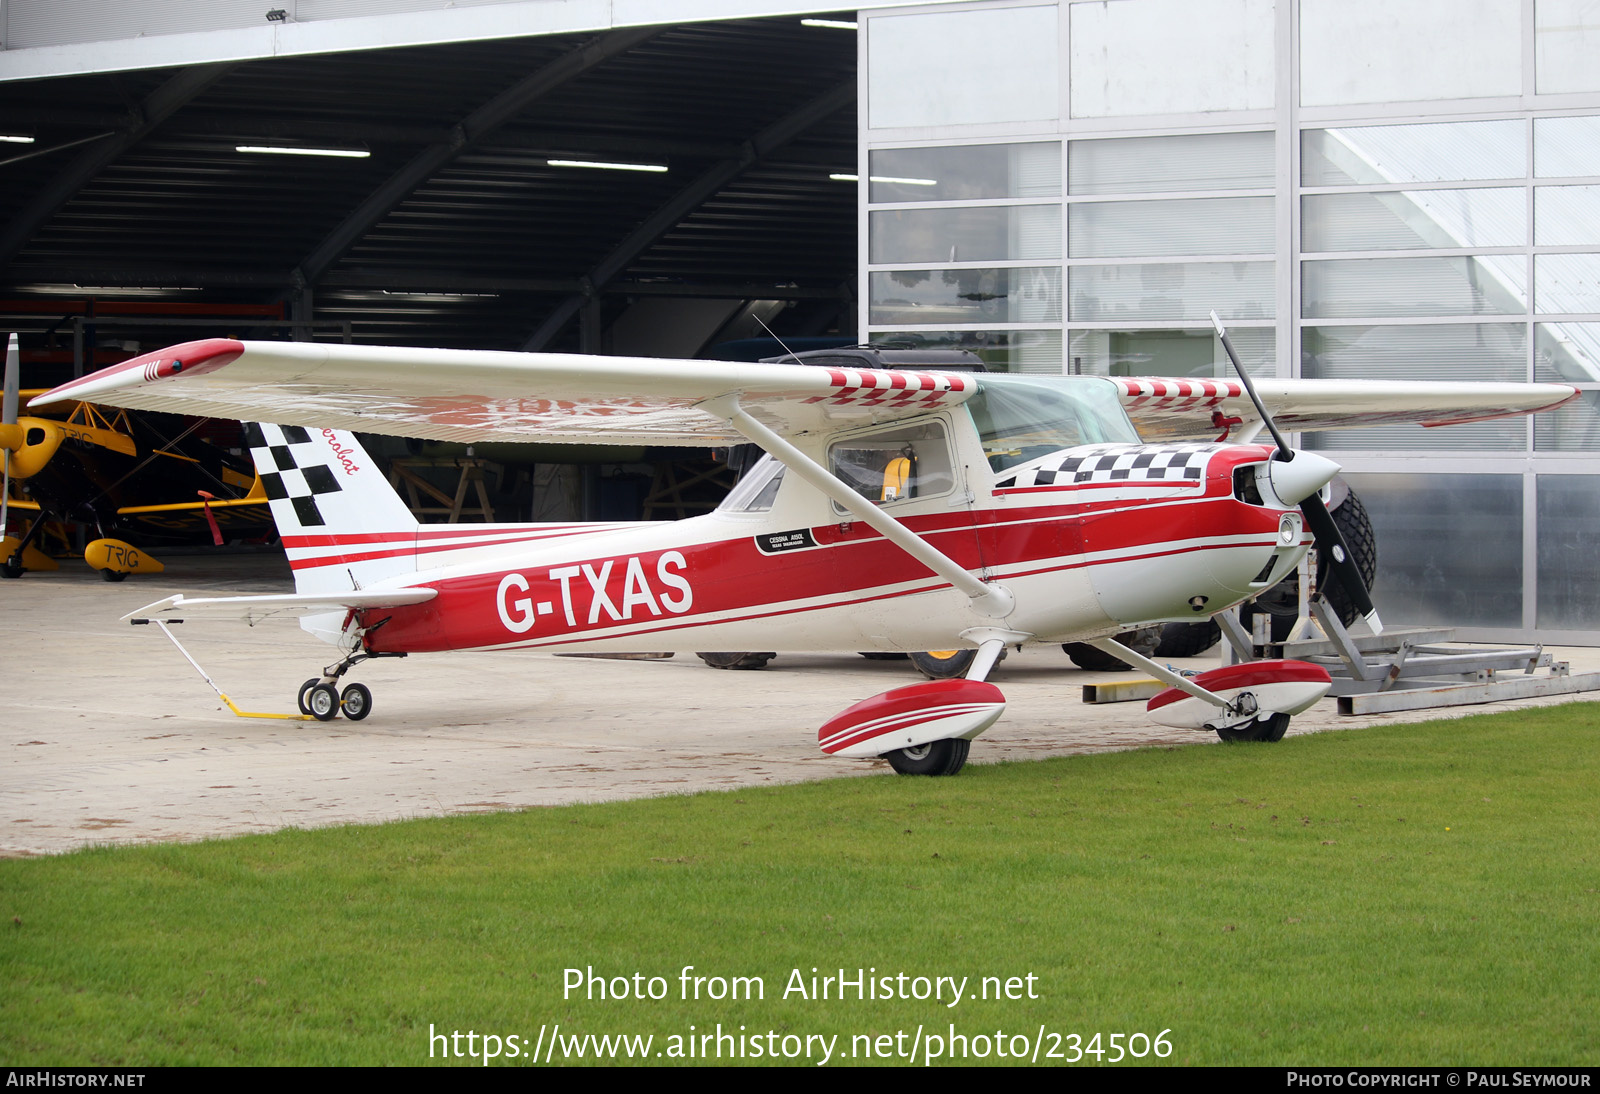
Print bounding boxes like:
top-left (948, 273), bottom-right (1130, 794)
top-left (30, 338), bottom-right (246, 406)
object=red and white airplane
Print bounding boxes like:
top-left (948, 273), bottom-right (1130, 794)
top-left (31, 322), bottom-right (1576, 775)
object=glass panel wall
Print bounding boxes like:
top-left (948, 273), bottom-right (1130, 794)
top-left (1065, 131), bottom-right (1275, 378)
top-left (869, 143), bottom-right (1061, 203)
top-left (1068, 325), bottom-right (1273, 378)
top-left (1536, 475), bottom-right (1600, 628)
top-left (1342, 473), bottom-right (1524, 628)
top-left (867, 6), bottom-right (1059, 129)
top-left (870, 206), bottom-right (1060, 264)
top-left (867, 141), bottom-right (1063, 373)
top-left (860, 1), bottom-right (1600, 641)
top-left (871, 329), bottom-right (1063, 375)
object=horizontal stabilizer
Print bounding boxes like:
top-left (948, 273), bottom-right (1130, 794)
top-left (124, 588), bottom-right (437, 624)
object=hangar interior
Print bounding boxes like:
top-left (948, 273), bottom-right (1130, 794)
top-left (0, 13), bottom-right (861, 374)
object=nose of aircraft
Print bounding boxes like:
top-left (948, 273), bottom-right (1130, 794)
top-left (1262, 450), bottom-right (1340, 508)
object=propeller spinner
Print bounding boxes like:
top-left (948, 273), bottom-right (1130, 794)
top-left (1209, 311), bottom-right (1383, 635)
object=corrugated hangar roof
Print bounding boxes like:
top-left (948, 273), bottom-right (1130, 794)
top-left (0, 16), bottom-right (859, 371)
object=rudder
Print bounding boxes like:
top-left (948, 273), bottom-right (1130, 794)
top-left (245, 422), bottom-right (419, 595)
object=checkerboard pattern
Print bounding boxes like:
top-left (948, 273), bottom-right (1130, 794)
top-left (244, 423), bottom-right (343, 528)
top-left (995, 443), bottom-right (1224, 488)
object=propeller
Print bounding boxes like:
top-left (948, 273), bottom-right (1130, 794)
top-left (1209, 311), bottom-right (1382, 635)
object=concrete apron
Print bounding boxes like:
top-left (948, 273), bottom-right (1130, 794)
top-left (5, 554), bottom-right (1597, 855)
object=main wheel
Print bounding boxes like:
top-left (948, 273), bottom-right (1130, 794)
top-left (296, 678), bottom-right (321, 715)
top-left (1154, 620), bottom-right (1222, 658)
top-left (307, 682), bottom-right (341, 722)
top-left (340, 682), bottom-right (372, 721)
top-left (695, 652), bottom-right (775, 669)
top-left (885, 737), bottom-right (970, 776)
top-left (908, 649), bottom-right (975, 680)
top-left (1062, 626), bottom-right (1161, 671)
top-left (1, 554), bottom-right (24, 578)
top-left (908, 648), bottom-right (1007, 679)
top-left (100, 568), bottom-right (128, 582)
top-left (1215, 711), bottom-right (1291, 743)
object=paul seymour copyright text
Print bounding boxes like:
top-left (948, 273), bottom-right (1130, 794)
top-left (427, 965), bottom-right (1176, 1065)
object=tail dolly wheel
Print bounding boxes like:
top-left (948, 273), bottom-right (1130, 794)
top-left (297, 648), bottom-right (403, 722)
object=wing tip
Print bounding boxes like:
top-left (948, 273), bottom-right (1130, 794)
top-left (31, 338), bottom-right (246, 409)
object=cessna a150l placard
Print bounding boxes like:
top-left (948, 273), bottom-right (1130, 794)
top-left (31, 317), bottom-right (1576, 775)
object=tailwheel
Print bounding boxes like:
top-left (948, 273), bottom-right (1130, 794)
top-left (307, 683), bottom-right (341, 722)
top-left (340, 683), bottom-right (373, 721)
top-left (885, 738), bottom-right (970, 776)
top-left (1215, 711), bottom-right (1291, 743)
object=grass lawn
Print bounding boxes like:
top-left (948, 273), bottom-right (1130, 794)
top-left (3, 702), bottom-right (1597, 1066)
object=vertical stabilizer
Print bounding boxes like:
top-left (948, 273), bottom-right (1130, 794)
top-left (245, 423), bottom-right (419, 598)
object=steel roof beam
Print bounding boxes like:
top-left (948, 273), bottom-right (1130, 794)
top-left (5, 264), bottom-right (845, 301)
top-left (291, 26), bottom-right (658, 290)
top-left (519, 79), bottom-right (854, 351)
top-left (0, 62), bottom-right (234, 268)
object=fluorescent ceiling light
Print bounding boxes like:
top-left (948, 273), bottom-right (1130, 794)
top-left (802, 19), bottom-right (857, 29)
top-left (380, 290), bottom-right (499, 299)
top-left (236, 144), bottom-right (370, 158)
top-left (547, 158), bottom-right (667, 173)
top-left (16, 284), bottom-right (203, 296)
top-left (829, 173), bottom-right (938, 186)
top-left (0, 135), bottom-right (35, 144)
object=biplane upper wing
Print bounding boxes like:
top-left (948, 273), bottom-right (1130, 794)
top-left (31, 339), bottom-right (977, 447)
top-left (1115, 377), bottom-right (1579, 443)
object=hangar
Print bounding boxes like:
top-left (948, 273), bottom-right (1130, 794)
top-left (2, 0), bottom-right (1598, 646)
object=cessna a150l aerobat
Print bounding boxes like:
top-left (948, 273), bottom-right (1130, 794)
top-left (32, 318), bottom-right (1576, 775)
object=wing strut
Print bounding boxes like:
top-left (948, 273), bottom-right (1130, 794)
top-left (705, 395), bottom-right (1015, 620)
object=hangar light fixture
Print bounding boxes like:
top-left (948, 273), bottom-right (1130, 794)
top-left (802, 19), bottom-right (857, 29)
top-left (236, 144), bottom-right (370, 159)
top-left (380, 290), bottom-right (500, 299)
top-left (0, 135), bottom-right (35, 144)
top-left (829, 173), bottom-right (938, 186)
top-left (547, 158), bottom-right (667, 173)
top-left (18, 284), bottom-right (202, 296)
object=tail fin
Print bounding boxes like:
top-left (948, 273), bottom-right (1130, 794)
top-left (245, 423), bottom-right (419, 594)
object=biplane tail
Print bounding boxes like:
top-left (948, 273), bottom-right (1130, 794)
top-left (244, 423), bottom-right (420, 595)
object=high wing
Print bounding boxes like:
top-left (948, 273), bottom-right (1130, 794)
top-left (1115, 377), bottom-right (1578, 443)
top-left (31, 339), bottom-right (976, 446)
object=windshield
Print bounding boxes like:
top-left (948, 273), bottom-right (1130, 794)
top-left (965, 375), bottom-right (1141, 472)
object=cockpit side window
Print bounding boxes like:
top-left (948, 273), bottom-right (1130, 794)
top-left (827, 419), bottom-right (955, 511)
top-left (718, 456), bottom-right (786, 513)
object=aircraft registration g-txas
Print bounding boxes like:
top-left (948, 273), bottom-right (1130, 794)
top-left (31, 331), bottom-right (1576, 775)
